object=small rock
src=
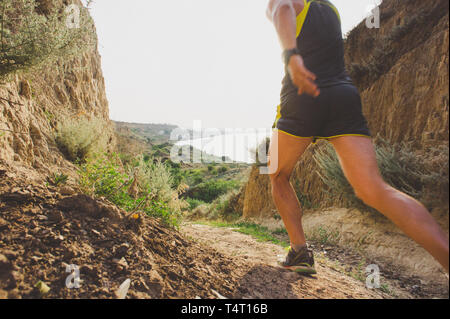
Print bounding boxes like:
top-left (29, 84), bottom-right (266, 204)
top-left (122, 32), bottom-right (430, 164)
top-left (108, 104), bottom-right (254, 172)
top-left (47, 234), bottom-right (64, 246)
top-left (113, 243), bottom-right (130, 258)
top-left (47, 210), bottom-right (64, 223)
top-left (59, 186), bottom-right (75, 196)
top-left (27, 207), bottom-right (40, 215)
top-left (0, 254), bottom-right (13, 272)
top-left (115, 279), bottom-right (131, 299)
top-left (113, 257), bottom-right (128, 271)
top-left (0, 217), bottom-right (9, 230)
top-left (34, 281), bottom-right (50, 295)
top-left (37, 215), bottom-right (48, 221)
top-left (31, 256), bottom-right (42, 264)
top-left (91, 229), bottom-right (101, 236)
top-left (2, 250), bottom-right (18, 261)
top-left (134, 279), bottom-right (150, 292)
top-left (211, 289), bottom-right (228, 299)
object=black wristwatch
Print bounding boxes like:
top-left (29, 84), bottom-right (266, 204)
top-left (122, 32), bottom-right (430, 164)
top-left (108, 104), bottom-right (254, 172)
top-left (282, 48), bottom-right (300, 66)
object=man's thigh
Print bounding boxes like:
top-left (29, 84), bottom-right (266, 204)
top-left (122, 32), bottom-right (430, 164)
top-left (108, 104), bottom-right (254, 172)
top-left (268, 129), bottom-right (312, 177)
top-left (329, 136), bottom-right (383, 189)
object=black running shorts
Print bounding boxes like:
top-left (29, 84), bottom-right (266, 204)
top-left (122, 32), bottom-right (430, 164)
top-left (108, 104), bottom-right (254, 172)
top-left (273, 83), bottom-right (371, 143)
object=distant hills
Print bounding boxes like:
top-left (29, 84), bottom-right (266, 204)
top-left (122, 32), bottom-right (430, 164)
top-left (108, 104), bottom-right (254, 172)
top-left (113, 121), bottom-right (178, 145)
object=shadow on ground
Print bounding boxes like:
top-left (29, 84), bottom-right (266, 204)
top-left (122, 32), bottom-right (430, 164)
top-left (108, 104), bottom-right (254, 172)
top-left (232, 264), bottom-right (314, 299)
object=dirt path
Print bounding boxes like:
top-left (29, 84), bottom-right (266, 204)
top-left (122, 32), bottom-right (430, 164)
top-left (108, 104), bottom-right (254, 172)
top-left (0, 174), bottom-right (441, 299)
top-left (181, 223), bottom-right (393, 299)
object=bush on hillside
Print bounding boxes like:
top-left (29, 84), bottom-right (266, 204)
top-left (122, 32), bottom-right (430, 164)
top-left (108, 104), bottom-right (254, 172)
top-left (0, 0), bottom-right (96, 78)
top-left (78, 153), bottom-right (187, 227)
top-left (313, 137), bottom-right (449, 212)
top-left (55, 117), bottom-right (109, 163)
top-left (186, 189), bottom-right (241, 221)
top-left (187, 179), bottom-right (240, 203)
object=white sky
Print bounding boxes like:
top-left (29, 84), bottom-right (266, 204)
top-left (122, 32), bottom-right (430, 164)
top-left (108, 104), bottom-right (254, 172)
top-left (88, 0), bottom-right (381, 130)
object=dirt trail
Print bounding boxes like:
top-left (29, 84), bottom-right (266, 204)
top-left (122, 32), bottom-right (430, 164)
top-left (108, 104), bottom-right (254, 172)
top-left (0, 172), bottom-right (386, 300)
top-left (1, 170), bottom-right (442, 300)
top-left (181, 223), bottom-right (393, 299)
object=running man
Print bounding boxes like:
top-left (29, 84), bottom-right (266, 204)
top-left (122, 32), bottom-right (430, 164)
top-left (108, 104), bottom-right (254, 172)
top-left (266, 0), bottom-right (449, 275)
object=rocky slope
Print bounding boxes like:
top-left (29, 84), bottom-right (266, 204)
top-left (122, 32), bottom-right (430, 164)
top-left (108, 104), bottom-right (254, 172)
top-left (0, 174), bottom-right (239, 299)
top-left (0, 0), bottom-right (115, 185)
top-left (346, 0), bottom-right (449, 147)
top-left (238, 0), bottom-right (449, 284)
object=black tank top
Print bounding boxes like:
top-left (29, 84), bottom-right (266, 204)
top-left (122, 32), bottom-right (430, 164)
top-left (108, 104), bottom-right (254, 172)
top-left (281, 0), bottom-right (352, 97)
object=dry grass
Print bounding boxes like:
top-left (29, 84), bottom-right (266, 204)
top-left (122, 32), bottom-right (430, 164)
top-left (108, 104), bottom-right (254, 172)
top-left (55, 117), bottom-right (109, 163)
top-left (313, 137), bottom-right (449, 212)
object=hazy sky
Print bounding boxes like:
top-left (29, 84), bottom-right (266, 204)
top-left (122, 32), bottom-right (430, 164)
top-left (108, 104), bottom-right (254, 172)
top-left (88, 0), bottom-right (381, 129)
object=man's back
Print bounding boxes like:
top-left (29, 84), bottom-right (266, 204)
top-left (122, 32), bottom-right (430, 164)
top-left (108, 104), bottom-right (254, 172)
top-left (282, 0), bottom-right (350, 96)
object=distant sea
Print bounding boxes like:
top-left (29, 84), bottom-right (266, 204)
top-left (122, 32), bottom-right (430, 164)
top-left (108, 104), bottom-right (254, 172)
top-left (175, 130), bottom-right (272, 164)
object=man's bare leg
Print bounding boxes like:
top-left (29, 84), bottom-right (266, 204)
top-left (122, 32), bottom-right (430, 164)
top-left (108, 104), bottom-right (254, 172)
top-left (269, 130), bottom-right (312, 250)
top-left (330, 136), bottom-right (449, 273)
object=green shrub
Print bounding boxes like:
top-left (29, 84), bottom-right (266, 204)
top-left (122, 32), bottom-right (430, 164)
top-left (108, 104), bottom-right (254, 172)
top-left (0, 0), bottom-right (96, 78)
top-left (48, 172), bottom-right (68, 186)
top-left (130, 157), bottom-right (171, 200)
top-left (78, 153), bottom-right (132, 208)
top-left (194, 176), bottom-right (204, 184)
top-left (205, 189), bottom-right (241, 220)
top-left (186, 198), bottom-right (206, 210)
top-left (218, 166), bottom-right (228, 174)
top-left (187, 179), bottom-right (239, 203)
top-left (307, 226), bottom-right (340, 245)
top-left (78, 153), bottom-right (185, 227)
top-left (185, 189), bottom-right (241, 221)
top-left (55, 117), bottom-right (109, 163)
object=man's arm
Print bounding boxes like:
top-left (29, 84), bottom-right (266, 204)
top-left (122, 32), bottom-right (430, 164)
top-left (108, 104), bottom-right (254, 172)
top-left (267, 0), bottom-right (299, 50)
top-left (267, 0), bottom-right (320, 97)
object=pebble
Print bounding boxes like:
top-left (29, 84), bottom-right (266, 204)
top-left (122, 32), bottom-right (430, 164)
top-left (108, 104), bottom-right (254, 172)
top-left (115, 279), bottom-right (131, 299)
top-left (91, 229), bottom-right (101, 236)
top-left (113, 243), bottom-right (130, 258)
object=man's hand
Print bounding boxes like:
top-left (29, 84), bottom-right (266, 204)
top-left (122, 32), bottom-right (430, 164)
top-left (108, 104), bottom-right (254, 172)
top-left (288, 55), bottom-right (320, 97)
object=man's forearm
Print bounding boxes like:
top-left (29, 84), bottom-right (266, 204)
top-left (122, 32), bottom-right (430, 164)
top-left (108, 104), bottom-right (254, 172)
top-left (272, 4), bottom-right (298, 50)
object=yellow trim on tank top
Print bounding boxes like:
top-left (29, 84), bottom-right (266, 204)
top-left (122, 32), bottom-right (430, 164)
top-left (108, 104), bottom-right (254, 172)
top-left (296, 0), bottom-right (341, 38)
top-left (296, 0), bottom-right (312, 38)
